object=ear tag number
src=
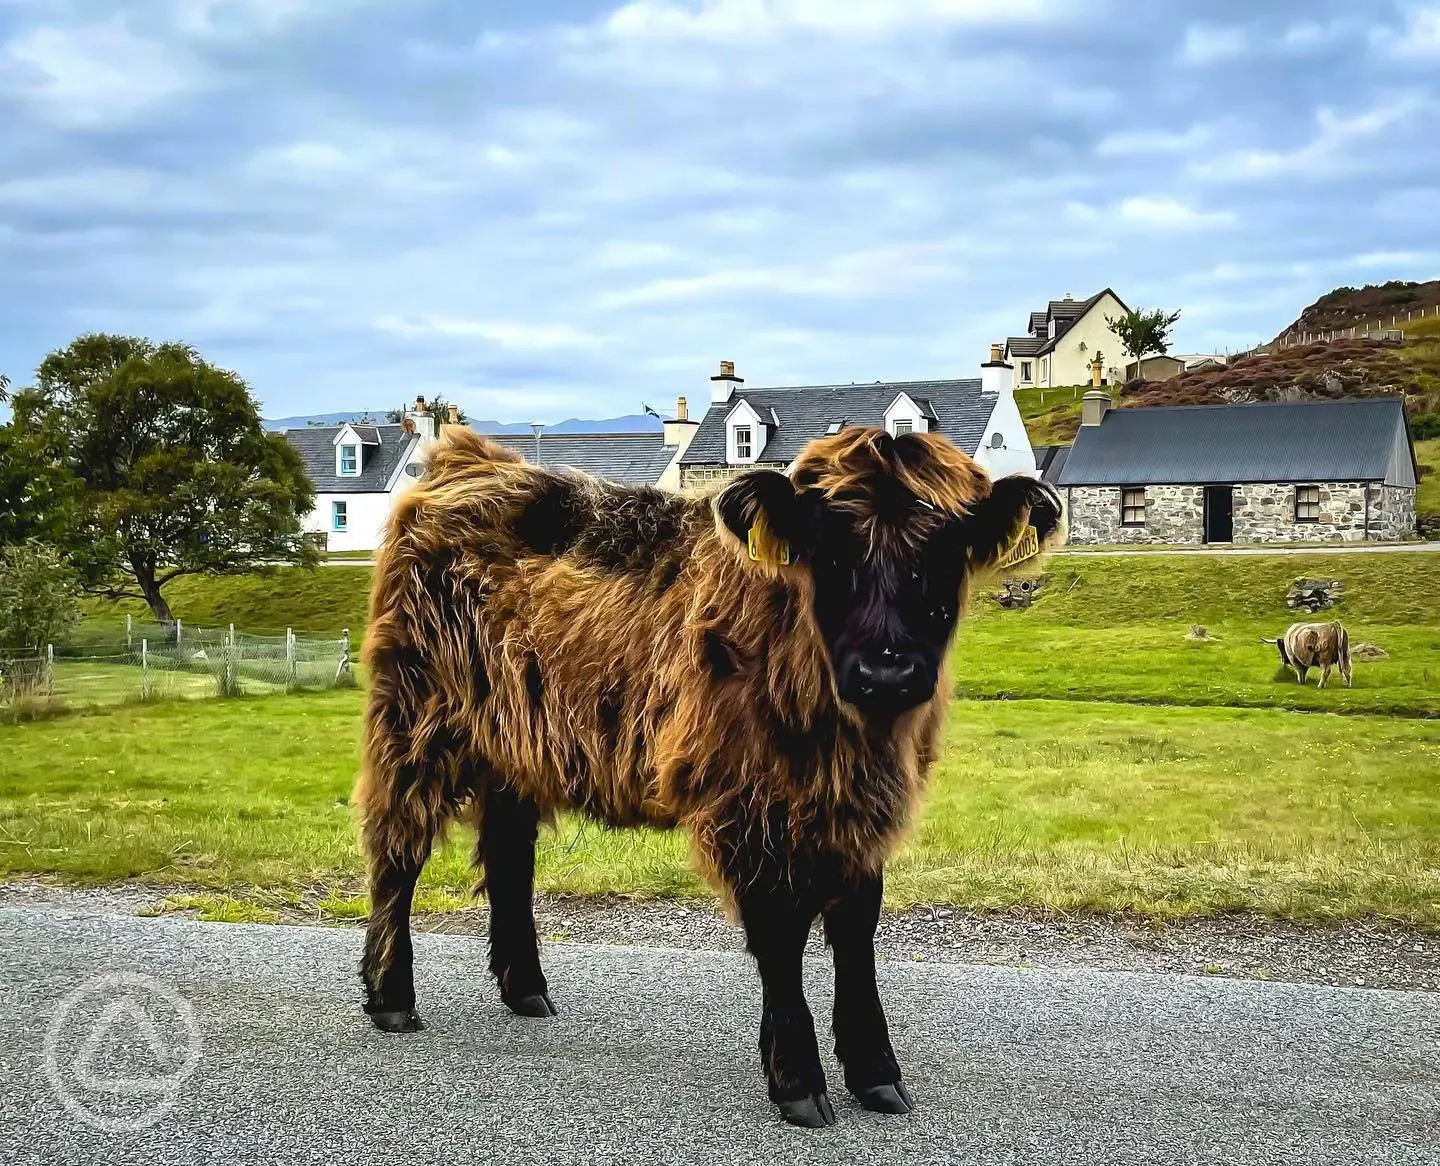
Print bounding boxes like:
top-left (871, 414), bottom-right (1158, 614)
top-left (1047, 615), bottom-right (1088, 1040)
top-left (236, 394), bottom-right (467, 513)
top-left (994, 524), bottom-right (1040, 570)
top-left (747, 515), bottom-right (791, 566)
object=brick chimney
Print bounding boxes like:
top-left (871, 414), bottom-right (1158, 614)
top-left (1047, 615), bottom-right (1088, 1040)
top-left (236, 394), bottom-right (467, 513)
top-left (1080, 390), bottom-right (1111, 427)
top-left (710, 359), bottom-right (744, 405)
top-left (980, 344), bottom-right (1013, 395)
top-left (446, 404), bottom-right (460, 425)
top-left (663, 395), bottom-right (699, 452)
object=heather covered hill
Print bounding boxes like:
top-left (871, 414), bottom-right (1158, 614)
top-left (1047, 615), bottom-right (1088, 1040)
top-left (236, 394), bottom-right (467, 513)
top-left (1273, 279), bottom-right (1440, 342)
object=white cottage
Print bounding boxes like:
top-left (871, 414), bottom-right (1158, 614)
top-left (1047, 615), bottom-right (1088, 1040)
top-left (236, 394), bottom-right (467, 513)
top-left (675, 352), bottom-right (1038, 490)
top-left (285, 398), bottom-right (437, 553)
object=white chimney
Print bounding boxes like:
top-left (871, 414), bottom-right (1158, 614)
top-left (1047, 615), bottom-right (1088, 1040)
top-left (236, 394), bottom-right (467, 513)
top-left (404, 395), bottom-right (436, 441)
top-left (980, 344), bottom-right (1013, 396)
top-left (710, 359), bottom-right (744, 405)
top-left (663, 395), bottom-right (699, 452)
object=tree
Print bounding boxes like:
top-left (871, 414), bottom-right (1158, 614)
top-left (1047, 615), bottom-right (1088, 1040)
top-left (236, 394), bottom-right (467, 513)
top-left (14, 334), bottom-right (318, 624)
top-left (1105, 306), bottom-right (1183, 384)
top-left (0, 541), bottom-right (81, 654)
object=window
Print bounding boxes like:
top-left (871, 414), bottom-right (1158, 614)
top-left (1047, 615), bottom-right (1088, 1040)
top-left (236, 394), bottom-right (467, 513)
top-left (1020, 361), bottom-right (1033, 383)
top-left (1039, 358), bottom-right (1049, 384)
top-left (339, 444), bottom-right (359, 475)
top-left (332, 501), bottom-right (348, 531)
top-left (734, 425), bottom-right (752, 460)
top-left (1121, 487), bottom-right (1146, 526)
top-left (1295, 485), bottom-right (1321, 522)
top-left (892, 418), bottom-right (913, 437)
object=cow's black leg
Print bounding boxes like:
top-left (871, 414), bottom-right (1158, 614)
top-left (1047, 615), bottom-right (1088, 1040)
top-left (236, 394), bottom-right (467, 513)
top-left (824, 869), bottom-right (912, 1115)
top-left (738, 882), bottom-right (832, 1128)
top-left (361, 815), bottom-right (434, 1033)
top-left (481, 782), bottom-right (555, 1017)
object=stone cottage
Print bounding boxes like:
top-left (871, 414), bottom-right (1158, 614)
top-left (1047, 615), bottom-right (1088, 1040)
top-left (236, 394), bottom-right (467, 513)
top-left (1058, 394), bottom-right (1418, 545)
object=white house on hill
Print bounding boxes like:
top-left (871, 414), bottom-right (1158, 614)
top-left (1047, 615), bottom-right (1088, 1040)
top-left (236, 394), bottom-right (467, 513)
top-left (1004, 289), bottom-right (1130, 388)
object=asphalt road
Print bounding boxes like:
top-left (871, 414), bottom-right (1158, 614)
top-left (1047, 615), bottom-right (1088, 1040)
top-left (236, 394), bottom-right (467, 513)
top-left (3, 905), bottom-right (1438, 1166)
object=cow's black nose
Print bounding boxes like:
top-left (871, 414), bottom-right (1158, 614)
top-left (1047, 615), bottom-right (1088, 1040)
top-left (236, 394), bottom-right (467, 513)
top-left (856, 652), bottom-right (918, 692)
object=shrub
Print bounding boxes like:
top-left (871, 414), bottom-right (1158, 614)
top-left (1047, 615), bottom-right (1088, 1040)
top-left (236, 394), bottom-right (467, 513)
top-left (0, 541), bottom-right (81, 654)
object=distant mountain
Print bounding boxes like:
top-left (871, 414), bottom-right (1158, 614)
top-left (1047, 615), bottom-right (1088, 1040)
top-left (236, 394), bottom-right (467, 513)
top-left (263, 412), bottom-right (663, 434)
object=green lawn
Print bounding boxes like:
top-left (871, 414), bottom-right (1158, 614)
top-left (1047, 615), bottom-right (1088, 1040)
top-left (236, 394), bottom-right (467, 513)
top-left (2, 688), bottom-right (1438, 923)
top-left (1417, 437), bottom-right (1439, 523)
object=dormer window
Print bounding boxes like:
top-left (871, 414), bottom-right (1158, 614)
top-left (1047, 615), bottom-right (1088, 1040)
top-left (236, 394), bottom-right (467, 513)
top-left (892, 419), bottom-right (913, 437)
top-left (734, 426), bottom-right (752, 460)
top-left (339, 444), bottom-right (359, 475)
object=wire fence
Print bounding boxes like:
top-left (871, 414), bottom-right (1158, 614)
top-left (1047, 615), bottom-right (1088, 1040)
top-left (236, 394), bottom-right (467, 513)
top-left (0, 617), bottom-right (354, 718)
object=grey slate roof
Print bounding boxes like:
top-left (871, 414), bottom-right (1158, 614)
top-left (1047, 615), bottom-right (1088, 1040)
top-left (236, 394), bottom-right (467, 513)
top-left (488, 432), bottom-right (676, 485)
top-left (1057, 398), bottom-right (1417, 488)
top-left (350, 425), bottom-right (381, 444)
top-left (680, 379), bottom-right (995, 466)
top-left (285, 424), bottom-right (419, 493)
top-left (1006, 336), bottom-right (1046, 357)
top-left (1027, 311), bottom-right (1048, 335)
top-left (1034, 444), bottom-right (1071, 484)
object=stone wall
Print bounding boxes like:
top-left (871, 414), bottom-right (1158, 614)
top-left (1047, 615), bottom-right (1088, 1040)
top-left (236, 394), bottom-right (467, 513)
top-left (1064, 484), bottom-right (1204, 545)
top-left (1232, 482), bottom-right (1368, 543)
top-left (1067, 481), bottom-right (1418, 545)
top-left (1372, 484), bottom-right (1417, 540)
top-left (679, 463), bottom-right (785, 491)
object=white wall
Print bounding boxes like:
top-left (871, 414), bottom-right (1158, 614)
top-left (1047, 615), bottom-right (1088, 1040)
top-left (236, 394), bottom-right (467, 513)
top-left (974, 388), bottom-right (1039, 480)
top-left (304, 492), bottom-right (394, 553)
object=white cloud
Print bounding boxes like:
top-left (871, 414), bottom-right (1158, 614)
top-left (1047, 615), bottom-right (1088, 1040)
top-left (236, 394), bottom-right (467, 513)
top-left (1096, 125), bottom-right (1212, 157)
top-left (1195, 95), bottom-right (1429, 180)
top-left (1381, 4), bottom-right (1440, 57)
top-left (594, 241), bottom-right (682, 268)
top-left (170, 0), bottom-right (373, 39)
top-left (373, 316), bottom-right (608, 351)
top-left (599, 0), bottom-right (1056, 43)
top-left (1178, 23), bottom-right (1249, 65)
top-left (1118, 196), bottom-right (1236, 228)
top-left (0, 17), bottom-right (198, 126)
top-left (595, 241), bottom-right (963, 308)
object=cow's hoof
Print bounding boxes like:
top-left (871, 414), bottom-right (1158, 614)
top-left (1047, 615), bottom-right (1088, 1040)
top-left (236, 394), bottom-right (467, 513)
top-left (368, 1008), bottom-right (424, 1033)
top-left (778, 1092), bottom-right (837, 1128)
top-left (505, 992), bottom-right (557, 1018)
top-left (853, 1082), bottom-right (914, 1115)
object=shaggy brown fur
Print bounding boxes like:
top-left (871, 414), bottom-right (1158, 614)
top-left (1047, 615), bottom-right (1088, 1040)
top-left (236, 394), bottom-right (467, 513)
top-left (1264, 620), bottom-right (1353, 687)
top-left (355, 424), bottom-right (1064, 1127)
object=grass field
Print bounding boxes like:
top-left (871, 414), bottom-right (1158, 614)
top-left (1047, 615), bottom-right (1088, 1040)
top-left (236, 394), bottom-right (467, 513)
top-left (14, 548), bottom-right (1437, 925)
top-left (3, 688), bottom-right (1437, 922)
top-left (1418, 437), bottom-right (1439, 522)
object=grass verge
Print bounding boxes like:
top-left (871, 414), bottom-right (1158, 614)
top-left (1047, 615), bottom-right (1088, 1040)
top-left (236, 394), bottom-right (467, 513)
top-left (3, 688), bottom-right (1437, 923)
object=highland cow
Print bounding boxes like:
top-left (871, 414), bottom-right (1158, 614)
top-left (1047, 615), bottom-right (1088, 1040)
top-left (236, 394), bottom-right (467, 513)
top-left (1263, 620), bottom-right (1353, 687)
top-left (356, 425), bottom-right (1065, 1127)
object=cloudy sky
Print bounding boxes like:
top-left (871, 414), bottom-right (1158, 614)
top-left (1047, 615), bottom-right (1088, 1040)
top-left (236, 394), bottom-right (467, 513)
top-left (1, 0), bottom-right (1437, 422)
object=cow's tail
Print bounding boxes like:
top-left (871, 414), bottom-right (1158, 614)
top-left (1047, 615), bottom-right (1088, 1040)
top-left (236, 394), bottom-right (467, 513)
top-left (1334, 621), bottom-right (1350, 667)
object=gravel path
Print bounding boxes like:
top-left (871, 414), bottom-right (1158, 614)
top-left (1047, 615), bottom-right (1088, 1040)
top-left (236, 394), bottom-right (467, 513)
top-left (5, 903), bottom-right (1438, 1166)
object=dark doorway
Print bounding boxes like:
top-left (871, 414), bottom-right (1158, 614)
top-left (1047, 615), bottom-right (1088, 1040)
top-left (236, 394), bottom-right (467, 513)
top-left (1204, 485), bottom-right (1233, 543)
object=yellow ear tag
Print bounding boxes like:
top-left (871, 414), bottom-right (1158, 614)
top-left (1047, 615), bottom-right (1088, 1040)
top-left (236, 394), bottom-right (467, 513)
top-left (994, 524), bottom-right (1040, 570)
top-left (747, 514), bottom-right (791, 566)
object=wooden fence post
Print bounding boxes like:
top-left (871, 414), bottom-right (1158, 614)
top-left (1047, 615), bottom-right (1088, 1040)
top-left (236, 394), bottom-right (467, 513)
top-left (46, 644), bottom-right (54, 698)
top-left (141, 639), bottom-right (150, 701)
top-left (126, 614), bottom-right (132, 650)
top-left (336, 628), bottom-right (351, 685)
top-left (286, 627), bottom-right (296, 692)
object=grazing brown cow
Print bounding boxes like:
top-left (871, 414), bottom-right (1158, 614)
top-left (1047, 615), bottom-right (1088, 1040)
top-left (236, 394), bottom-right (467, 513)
top-left (1263, 620), bottom-right (1353, 688)
top-left (356, 426), bottom-right (1065, 1127)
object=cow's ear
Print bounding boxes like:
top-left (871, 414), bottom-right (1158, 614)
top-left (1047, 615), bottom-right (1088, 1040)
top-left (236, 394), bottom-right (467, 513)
top-left (961, 476), bottom-right (1067, 570)
top-left (714, 469), bottom-right (801, 567)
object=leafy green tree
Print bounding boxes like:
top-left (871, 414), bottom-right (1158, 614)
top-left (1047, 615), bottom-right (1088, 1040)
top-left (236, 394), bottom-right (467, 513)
top-left (14, 334), bottom-right (318, 624)
top-left (1105, 306), bottom-right (1183, 383)
top-left (0, 541), bottom-right (81, 654)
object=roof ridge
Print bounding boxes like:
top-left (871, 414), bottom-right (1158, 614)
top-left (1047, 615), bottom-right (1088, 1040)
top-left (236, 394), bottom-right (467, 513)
top-left (1108, 396), bottom-right (1402, 415)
